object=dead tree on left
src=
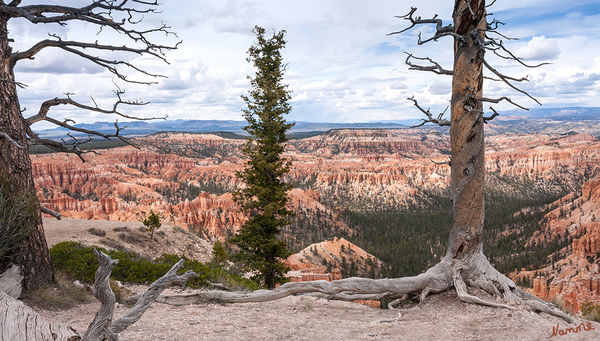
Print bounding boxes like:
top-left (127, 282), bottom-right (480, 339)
top-left (0, 0), bottom-right (178, 291)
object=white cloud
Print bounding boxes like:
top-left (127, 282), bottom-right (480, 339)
top-left (516, 36), bottom-right (560, 61)
top-left (9, 0), bottom-right (600, 127)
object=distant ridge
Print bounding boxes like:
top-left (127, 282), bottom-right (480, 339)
top-left (36, 119), bottom-right (408, 139)
top-left (35, 106), bottom-right (600, 140)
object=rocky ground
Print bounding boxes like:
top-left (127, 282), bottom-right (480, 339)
top-left (43, 217), bottom-right (213, 262)
top-left (36, 289), bottom-right (600, 341)
top-left (39, 213), bottom-right (600, 340)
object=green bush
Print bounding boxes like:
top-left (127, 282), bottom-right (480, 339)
top-left (581, 302), bottom-right (600, 322)
top-left (50, 241), bottom-right (258, 290)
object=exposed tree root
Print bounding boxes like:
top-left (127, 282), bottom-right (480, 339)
top-left (157, 253), bottom-right (575, 323)
top-left (387, 294), bottom-right (408, 309)
top-left (83, 250), bottom-right (199, 341)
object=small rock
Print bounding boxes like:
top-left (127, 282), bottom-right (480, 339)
top-left (73, 280), bottom-right (85, 289)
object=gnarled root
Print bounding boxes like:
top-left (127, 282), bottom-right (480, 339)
top-left (158, 253), bottom-right (574, 323)
top-left (456, 251), bottom-right (574, 323)
top-left (158, 260), bottom-right (453, 305)
top-left (82, 250), bottom-right (199, 341)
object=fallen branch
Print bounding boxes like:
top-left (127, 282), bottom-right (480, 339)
top-left (0, 291), bottom-right (79, 341)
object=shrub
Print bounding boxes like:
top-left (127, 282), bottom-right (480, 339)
top-left (142, 210), bottom-right (162, 240)
top-left (50, 241), bottom-right (258, 291)
top-left (88, 228), bottom-right (106, 237)
top-left (118, 231), bottom-right (145, 245)
top-left (581, 302), bottom-right (600, 322)
top-left (113, 226), bottom-right (129, 232)
top-left (211, 240), bottom-right (228, 266)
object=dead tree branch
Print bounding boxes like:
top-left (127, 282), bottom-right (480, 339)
top-left (474, 95), bottom-right (529, 111)
top-left (482, 106), bottom-right (500, 123)
top-left (24, 89), bottom-right (163, 160)
top-left (40, 206), bottom-right (61, 220)
top-left (26, 90), bottom-right (162, 126)
top-left (3, 0), bottom-right (175, 163)
top-left (485, 37), bottom-right (550, 69)
top-left (4, 0), bottom-right (180, 84)
top-left (82, 250), bottom-right (119, 341)
top-left (388, 7), bottom-right (463, 45)
top-left (0, 78), bottom-right (27, 88)
top-left (404, 52), bottom-right (452, 75)
top-left (407, 96), bottom-right (450, 127)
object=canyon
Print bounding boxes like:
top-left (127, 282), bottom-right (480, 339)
top-left (511, 176), bottom-right (600, 312)
top-left (32, 128), bottom-right (600, 311)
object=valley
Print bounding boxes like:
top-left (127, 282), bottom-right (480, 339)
top-left (32, 126), bottom-right (600, 312)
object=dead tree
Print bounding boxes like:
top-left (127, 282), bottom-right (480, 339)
top-left (0, 251), bottom-right (198, 341)
top-left (156, 0), bottom-right (574, 323)
top-left (0, 0), bottom-right (177, 291)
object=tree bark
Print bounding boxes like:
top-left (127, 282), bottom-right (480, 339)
top-left (0, 16), bottom-right (54, 291)
top-left (446, 0), bottom-right (486, 259)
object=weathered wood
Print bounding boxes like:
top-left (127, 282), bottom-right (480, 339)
top-left (0, 290), bottom-right (80, 341)
top-left (82, 250), bottom-right (119, 341)
top-left (109, 259), bottom-right (198, 335)
top-left (446, 0), bottom-right (487, 260)
top-left (0, 264), bottom-right (23, 298)
top-left (82, 250), bottom-right (199, 341)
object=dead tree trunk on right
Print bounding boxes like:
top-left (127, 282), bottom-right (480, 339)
top-left (155, 0), bottom-right (576, 324)
top-left (447, 0), bottom-right (486, 261)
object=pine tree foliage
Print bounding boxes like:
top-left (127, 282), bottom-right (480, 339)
top-left (230, 26), bottom-right (294, 289)
top-left (142, 210), bottom-right (162, 241)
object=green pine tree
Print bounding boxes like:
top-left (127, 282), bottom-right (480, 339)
top-left (211, 240), bottom-right (228, 266)
top-left (142, 210), bottom-right (162, 241)
top-left (229, 26), bottom-right (294, 289)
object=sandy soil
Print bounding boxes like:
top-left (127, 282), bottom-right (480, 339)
top-left (36, 289), bottom-right (599, 341)
top-left (39, 218), bottom-right (600, 340)
top-left (43, 218), bottom-right (213, 262)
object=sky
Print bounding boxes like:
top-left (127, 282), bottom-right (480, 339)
top-left (9, 0), bottom-right (600, 129)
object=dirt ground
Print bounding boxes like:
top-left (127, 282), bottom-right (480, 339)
top-left (43, 218), bottom-right (213, 262)
top-left (36, 289), bottom-right (599, 341)
top-left (39, 218), bottom-right (600, 340)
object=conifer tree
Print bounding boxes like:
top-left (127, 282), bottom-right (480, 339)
top-left (230, 26), bottom-right (294, 289)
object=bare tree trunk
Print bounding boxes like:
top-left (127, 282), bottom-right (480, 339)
top-left (0, 16), bottom-right (53, 291)
top-left (446, 0), bottom-right (486, 259)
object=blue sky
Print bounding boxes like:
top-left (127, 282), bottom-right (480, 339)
top-left (9, 0), bottom-right (600, 128)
